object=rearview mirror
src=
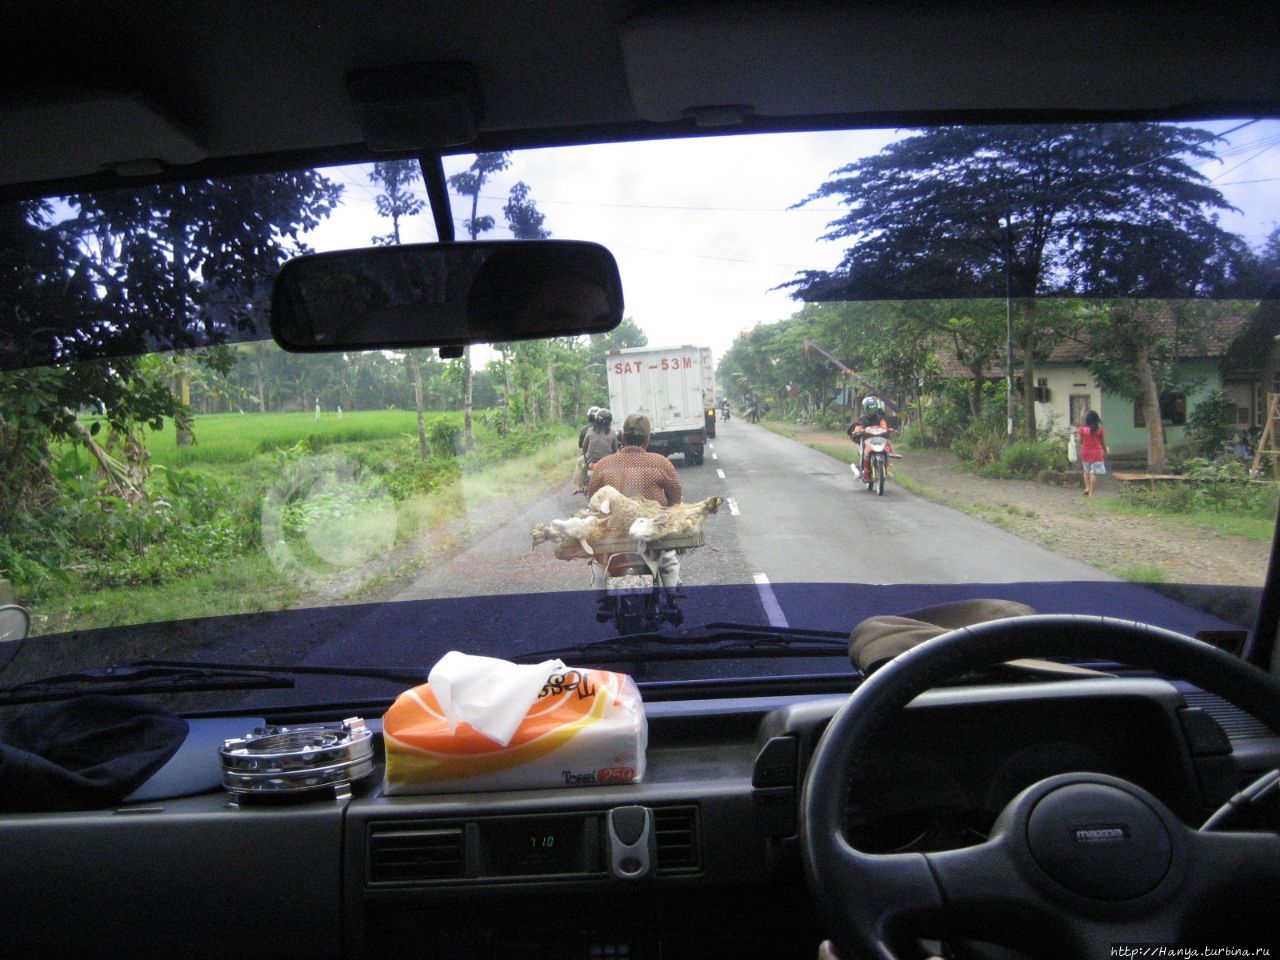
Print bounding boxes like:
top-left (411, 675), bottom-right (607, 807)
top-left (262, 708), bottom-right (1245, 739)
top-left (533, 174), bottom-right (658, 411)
top-left (270, 240), bottom-right (624, 352)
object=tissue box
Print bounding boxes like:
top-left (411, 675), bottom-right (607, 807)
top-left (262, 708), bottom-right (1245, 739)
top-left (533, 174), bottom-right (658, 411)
top-left (382, 660), bottom-right (647, 795)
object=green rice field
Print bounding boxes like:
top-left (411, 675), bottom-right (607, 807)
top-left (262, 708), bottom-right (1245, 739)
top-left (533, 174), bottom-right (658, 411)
top-left (133, 409), bottom-right (465, 466)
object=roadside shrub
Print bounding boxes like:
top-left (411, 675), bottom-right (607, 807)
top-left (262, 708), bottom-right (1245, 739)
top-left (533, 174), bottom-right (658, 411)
top-left (986, 440), bottom-right (1057, 479)
top-left (1119, 457), bottom-right (1280, 519)
top-left (1185, 390), bottom-right (1237, 459)
top-left (806, 409), bottom-right (841, 430)
top-left (427, 420), bottom-right (463, 458)
top-left (896, 422), bottom-right (927, 450)
top-left (957, 425), bottom-right (1006, 468)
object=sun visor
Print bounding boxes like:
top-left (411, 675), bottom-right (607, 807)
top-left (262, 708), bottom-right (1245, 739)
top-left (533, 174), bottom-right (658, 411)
top-left (0, 88), bottom-right (205, 185)
top-left (619, 5), bottom-right (1280, 123)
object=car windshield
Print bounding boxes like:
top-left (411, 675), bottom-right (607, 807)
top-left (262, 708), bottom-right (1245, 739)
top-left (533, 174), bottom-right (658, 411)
top-left (2, 119), bottom-right (1279, 710)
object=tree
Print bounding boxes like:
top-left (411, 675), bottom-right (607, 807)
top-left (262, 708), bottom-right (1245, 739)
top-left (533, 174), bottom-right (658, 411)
top-left (1082, 300), bottom-right (1238, 468)
top-left (788, 124), bottom-right (1251, 441)
top-left (1, 172), bottom-right (342, 504)
top-left (448, 152), bottom-right (512, 450)
top-left (497, 177), bottom-right (553, 432)
top-left (504, 182), bottom-right (550, 240)
top-left (369, 160), bottom-right (426, 246)
top-left (369, 160), bottom-right (431, 459)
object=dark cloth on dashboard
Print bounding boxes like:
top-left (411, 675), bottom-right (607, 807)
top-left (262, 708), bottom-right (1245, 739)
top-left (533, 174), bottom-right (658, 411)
top-left (0, 695), bottom-right (188, 811)
top-left (849, 598), bottom-right (1037, 673)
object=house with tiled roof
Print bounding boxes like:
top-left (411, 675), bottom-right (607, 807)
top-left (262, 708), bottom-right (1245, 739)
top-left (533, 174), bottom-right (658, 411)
top-left (1031, 311), bottom-right (1257, 457)
top-left (930, 307), bottom-right (1264, 459)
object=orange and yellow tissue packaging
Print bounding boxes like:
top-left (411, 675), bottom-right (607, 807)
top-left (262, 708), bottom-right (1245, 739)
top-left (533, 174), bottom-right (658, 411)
top-left (382, 668), bottom-right (647, 794)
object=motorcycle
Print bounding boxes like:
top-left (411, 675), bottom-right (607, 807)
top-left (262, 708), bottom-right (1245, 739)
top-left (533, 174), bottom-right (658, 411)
top-left (852, 425), bottom-right (894, 496)
top-left (588, 533), bottom-right (701, 634)
top-left (720, 405), bottom-right (731, 422)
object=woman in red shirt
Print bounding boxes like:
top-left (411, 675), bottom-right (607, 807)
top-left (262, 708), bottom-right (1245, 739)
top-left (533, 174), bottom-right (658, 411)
top-left (1077, 410), bottom-right (1108, 496)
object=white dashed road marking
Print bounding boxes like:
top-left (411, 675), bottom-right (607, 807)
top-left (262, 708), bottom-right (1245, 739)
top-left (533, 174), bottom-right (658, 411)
top-left (716, 469), bottom-right (726, 479)
top-left (726, 498), bottom-right (740, 516)
top-left (711, 452), bottom-right (718, 460)
top-left (752, 573), bottom-right (789, 628)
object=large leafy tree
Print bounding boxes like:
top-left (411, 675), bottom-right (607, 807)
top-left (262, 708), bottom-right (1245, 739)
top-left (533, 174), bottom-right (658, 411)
top-left (788, 123), bottom-right (1251, 440)
top-left (1, 171), bottom-right (342, 506)
top-left (369, 160), bottom-right (431, 459)
top-left (448, 152), bottom-right (512, 449)
top-left (369, 160), bottom-right (426, 247)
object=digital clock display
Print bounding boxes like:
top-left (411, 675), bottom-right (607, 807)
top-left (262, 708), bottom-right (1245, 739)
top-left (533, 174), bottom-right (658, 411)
top-left (484, 817), bottom-right (590, 876)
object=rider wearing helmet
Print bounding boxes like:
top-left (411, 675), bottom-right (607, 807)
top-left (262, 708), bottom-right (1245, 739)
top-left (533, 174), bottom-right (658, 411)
top-left (581, 406), bottom-right (619, 469)
top-left (580, 406), bottom-right (601, 447)
top-left (849, 396), bottom-right (888, 435)
top-left (848, 396), bottom-right (890, 481)
top-left (574, 406), bottom-right (605, 493)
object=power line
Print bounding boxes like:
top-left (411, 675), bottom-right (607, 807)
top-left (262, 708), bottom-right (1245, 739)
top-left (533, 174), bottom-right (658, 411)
top-left (476, 193), bottom-right (843, 213)
top-left (609, 242), bottom-right (815, 269)
top-left (1208, 139), bottom-right (1280, 185)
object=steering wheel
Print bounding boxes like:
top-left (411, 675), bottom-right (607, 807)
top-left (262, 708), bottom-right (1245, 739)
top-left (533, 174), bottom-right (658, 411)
top-left (800, 615), bottom-right (1280, 960)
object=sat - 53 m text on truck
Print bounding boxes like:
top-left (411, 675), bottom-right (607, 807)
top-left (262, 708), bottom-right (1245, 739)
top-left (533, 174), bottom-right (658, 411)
top-left (607, 345), bottom-right (714, 465)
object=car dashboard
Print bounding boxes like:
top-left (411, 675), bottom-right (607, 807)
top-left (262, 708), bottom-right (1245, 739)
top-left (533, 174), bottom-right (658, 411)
top-left (2, 677), bottom-right (1277, 960)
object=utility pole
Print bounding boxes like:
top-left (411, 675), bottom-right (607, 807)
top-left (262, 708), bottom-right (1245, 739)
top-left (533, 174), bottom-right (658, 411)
top-left (1004, 212), bottom-right (1016, 444)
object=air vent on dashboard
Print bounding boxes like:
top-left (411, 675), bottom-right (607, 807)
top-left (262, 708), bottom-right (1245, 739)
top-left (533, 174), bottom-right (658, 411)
top-left (368, 826), bottom-right (465, 883)
top-left (1181, 690), bottom-right (1274, 741)
top-left (653, 806), bottom-right (700, 874)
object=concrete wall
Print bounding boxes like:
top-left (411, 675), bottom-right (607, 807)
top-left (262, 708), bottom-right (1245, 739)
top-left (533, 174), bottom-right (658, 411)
top-left (1033, 366), bottom-right (1101, 437)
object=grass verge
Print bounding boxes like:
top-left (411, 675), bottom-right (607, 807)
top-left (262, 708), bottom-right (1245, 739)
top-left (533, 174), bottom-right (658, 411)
top-left (31, 434), bottom-right (578, 638)
top-left (1099, 499), bottom-right (1276, 542)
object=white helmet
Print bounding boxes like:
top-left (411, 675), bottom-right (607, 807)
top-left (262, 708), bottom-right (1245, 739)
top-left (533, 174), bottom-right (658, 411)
top-left (587, 405), bottom-right (601, 422)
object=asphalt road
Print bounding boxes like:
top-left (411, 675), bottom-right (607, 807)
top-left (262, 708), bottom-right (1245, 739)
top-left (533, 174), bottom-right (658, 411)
top-left (388, 417), bottom-right (1112, 606)
top-left (189, 419), bottom-right (1250, 702)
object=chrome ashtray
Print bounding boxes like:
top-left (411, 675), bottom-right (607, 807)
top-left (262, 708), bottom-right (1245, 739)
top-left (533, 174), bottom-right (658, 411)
top-left (220, 717), bottom-right (374, 801)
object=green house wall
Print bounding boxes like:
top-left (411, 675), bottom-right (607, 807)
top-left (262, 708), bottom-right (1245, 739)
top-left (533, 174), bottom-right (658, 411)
top-left (1097, 357), bottom-right (1222, 457)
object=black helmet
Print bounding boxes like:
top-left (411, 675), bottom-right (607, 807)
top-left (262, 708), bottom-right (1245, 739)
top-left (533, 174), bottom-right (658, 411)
top-left (596, 408), bottom-right (613, 428)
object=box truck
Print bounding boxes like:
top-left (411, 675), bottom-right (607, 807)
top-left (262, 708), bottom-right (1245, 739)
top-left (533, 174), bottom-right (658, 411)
top-left (606, 345), bottom-right (713, 464)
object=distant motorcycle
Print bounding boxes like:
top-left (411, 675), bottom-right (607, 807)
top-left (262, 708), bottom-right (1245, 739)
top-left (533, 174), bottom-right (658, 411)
top-left (720, 405), bottom-right (731, 422)
top-left (852, 425), bottom-right (894, 496)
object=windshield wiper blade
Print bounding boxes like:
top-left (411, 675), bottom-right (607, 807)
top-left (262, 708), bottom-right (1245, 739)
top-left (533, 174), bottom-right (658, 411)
top-left (514, 621), bottom-right (851, 665)
top-left (134, 659), bottom-right (428, 686)
top-left (0, 664), bottom-right (295, 706)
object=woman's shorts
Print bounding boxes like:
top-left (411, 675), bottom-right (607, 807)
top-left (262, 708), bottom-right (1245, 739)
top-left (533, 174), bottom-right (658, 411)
top-left (1082, 460), bottom-right (1107, 475)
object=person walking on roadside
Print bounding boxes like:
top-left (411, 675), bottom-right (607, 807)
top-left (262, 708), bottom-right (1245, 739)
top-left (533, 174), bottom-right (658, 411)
top-left (1076, 410), bottom-right (1108, 497)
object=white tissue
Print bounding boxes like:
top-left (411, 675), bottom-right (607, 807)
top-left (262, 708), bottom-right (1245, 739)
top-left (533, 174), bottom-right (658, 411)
top-left (427, 651), bottom-right (566, 747)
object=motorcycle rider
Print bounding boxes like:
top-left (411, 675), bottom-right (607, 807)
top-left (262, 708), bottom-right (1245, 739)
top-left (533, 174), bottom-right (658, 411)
top-left (720, 398), bottom-right (730, 421)
top-left (586, 413), bottom-right (682, 591)
top-left (573, 406), bottom-right (601, 493)
top-left (581, 407), bottom-right (619, 471)
top-left (848, 396), bottom-right (890, 483)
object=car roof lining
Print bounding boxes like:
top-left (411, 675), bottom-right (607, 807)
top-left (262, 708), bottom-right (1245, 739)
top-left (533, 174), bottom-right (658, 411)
top-left (2, 0), bottom-right (1279, 201)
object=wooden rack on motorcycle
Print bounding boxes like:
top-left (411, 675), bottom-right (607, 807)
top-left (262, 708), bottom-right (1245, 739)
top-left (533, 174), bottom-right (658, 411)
top-left (532, 486), bottom-right (722, 634)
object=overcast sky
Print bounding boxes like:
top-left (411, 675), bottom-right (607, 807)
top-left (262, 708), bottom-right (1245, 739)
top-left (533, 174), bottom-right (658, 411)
top-left (306, 120), bottom-right (1280, 366)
